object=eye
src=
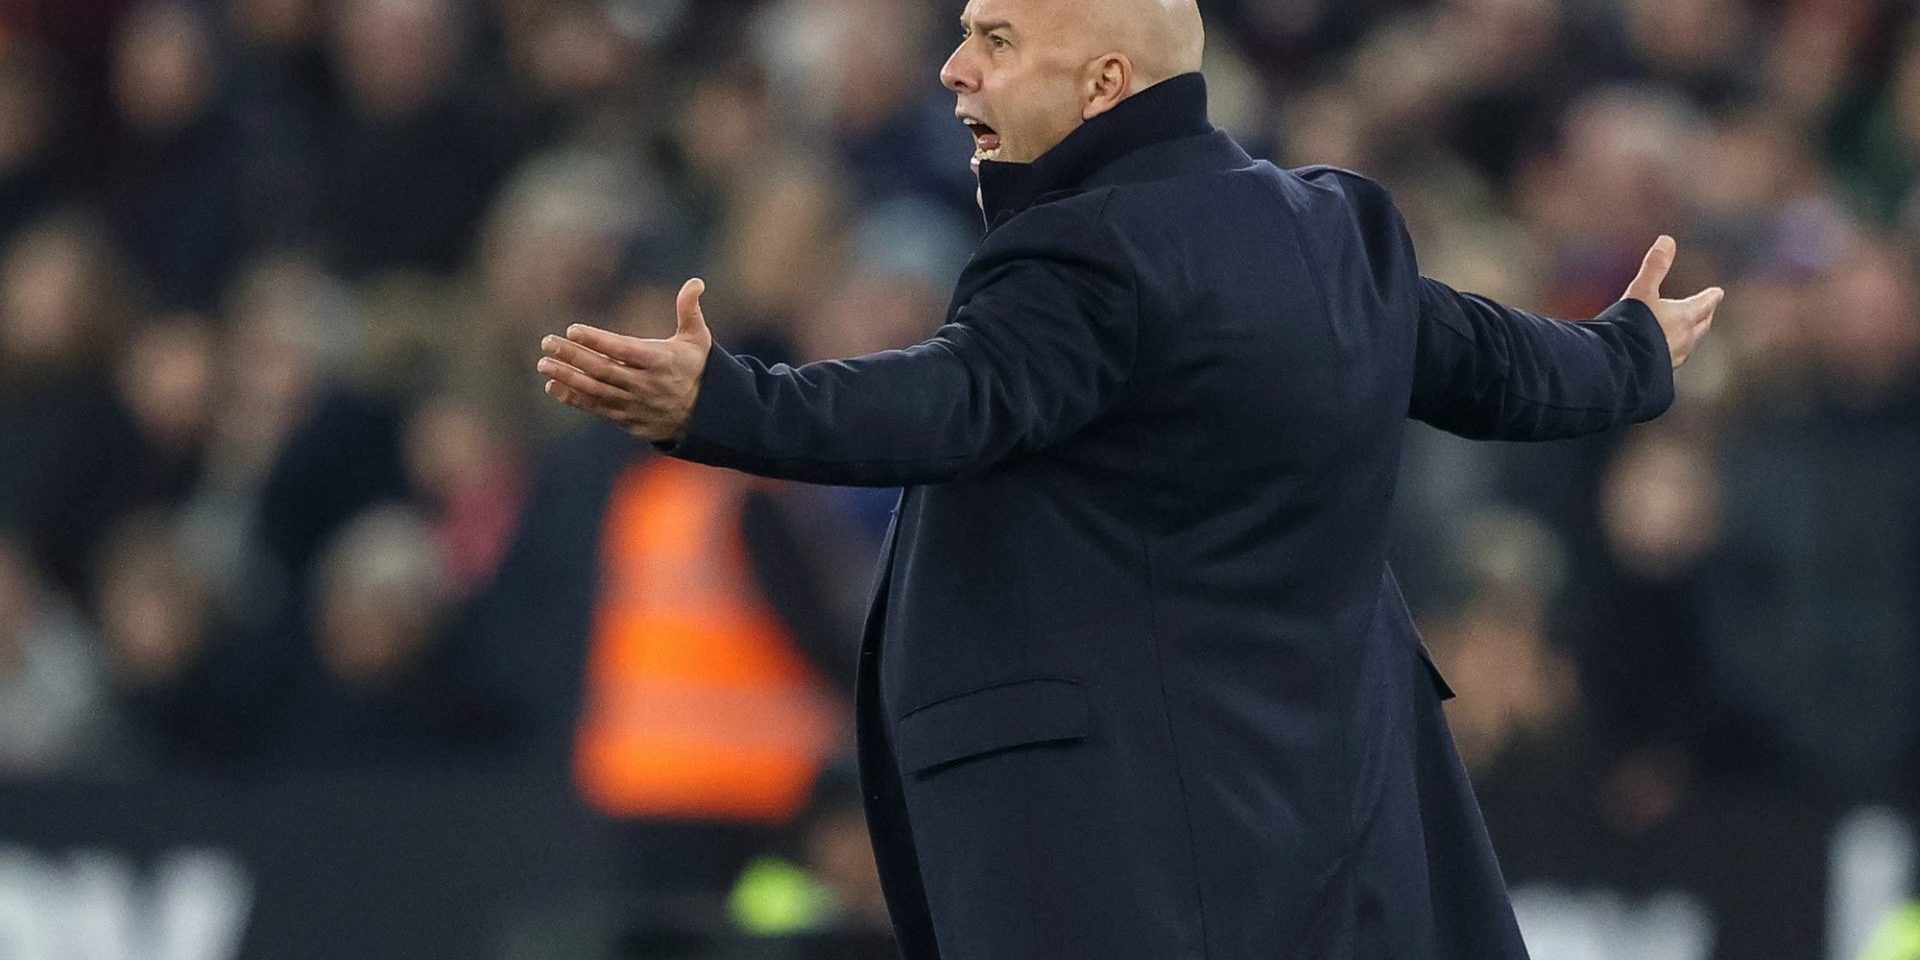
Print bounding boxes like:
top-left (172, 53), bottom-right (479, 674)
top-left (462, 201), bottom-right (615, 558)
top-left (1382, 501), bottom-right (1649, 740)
top-left (989, 33), bottom-right (1009, 49)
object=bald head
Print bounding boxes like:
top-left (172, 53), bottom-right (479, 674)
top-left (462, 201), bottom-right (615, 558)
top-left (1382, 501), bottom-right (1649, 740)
top-left (1077, 0), bottom-right (1206, 90)
top-left (942, 0), bottom-right (1208, 176)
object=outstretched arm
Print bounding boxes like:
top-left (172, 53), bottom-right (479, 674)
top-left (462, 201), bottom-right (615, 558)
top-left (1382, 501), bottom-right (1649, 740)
top-left (537, 208), bottom-right (1137, 486)
top-left (1411, 236), bottom-right (1722, 441)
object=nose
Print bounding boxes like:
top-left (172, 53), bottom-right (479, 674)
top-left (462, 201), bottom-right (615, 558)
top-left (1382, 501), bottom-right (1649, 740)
top-left (940, 43), bottom-right (977, 94)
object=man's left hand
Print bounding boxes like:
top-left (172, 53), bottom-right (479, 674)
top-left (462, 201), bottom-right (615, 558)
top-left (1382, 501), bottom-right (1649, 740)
top-left (1621, 235), bottom-right (1722, 370)
top-left (538, 278), bottom-right (713, 443)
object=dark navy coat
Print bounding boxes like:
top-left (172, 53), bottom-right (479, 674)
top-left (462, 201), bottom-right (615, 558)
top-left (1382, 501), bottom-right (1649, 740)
top-left (663, 73), bottom-right (1674, 960)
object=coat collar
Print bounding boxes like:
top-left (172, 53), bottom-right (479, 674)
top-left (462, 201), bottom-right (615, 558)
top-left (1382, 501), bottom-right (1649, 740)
top-left (976, 71), bottom-right (1237, 229)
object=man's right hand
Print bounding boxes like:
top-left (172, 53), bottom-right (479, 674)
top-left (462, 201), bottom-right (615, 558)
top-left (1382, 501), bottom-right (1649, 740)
top-left (538, 278), bottom-right (714, 443)
top-left (1623, 235), bottom-right (1723, 369)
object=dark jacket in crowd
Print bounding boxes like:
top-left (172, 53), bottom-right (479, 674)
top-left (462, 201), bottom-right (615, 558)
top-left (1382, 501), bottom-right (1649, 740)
top-left (659, 74), bottom-right (1675, 960)
top-left (108, 107), bottom-right (246, 311)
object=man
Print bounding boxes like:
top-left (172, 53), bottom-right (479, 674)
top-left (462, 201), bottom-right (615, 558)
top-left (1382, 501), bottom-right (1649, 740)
top-left (535, 0), bottom-right (1723, 956)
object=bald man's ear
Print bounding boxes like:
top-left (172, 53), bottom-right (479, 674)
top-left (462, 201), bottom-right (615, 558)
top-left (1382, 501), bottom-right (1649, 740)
top-left (1082, 53), bottom-right (1133, 120)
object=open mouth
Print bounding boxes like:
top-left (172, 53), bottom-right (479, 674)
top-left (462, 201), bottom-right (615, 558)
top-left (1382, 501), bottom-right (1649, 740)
top-left (963, 119), bottom-right (1002, 171)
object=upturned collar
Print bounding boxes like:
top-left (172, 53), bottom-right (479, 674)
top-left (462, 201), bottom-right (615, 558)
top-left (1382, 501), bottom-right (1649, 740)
top-left (976, 71), bottom-right (1216, 229)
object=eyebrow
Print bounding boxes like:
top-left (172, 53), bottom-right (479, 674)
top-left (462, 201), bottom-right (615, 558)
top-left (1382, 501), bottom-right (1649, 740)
top-left (961, 17), bottom-right (1015, 35)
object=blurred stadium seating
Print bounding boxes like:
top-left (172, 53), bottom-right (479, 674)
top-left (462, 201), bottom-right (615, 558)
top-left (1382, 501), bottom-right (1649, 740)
top-left (1, 0), bottom-right (1918, 957)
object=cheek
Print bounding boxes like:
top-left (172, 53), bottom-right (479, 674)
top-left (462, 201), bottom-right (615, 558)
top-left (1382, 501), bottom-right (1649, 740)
top-left (1034, 72), bottom-right (1088, 130)
top-left (992, 76), bottom-right (1060, 142)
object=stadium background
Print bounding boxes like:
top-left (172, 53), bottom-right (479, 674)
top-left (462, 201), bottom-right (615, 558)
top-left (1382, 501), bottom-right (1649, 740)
top-left (0, 0), bottom-right (1917, 957)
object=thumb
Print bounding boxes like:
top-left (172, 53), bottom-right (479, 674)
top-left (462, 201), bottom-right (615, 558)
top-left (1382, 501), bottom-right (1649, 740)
top-left (1625, 235), bottom-right (1676, 303)
top-left (675, 278), bottom-right (710, 344)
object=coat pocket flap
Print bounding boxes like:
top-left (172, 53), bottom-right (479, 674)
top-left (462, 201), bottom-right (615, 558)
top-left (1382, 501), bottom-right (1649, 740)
top-left (895, 678), bottom-right (1089, 775)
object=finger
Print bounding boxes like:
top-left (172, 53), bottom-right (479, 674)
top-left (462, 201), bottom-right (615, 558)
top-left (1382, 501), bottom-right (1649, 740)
top-left (1701, 286), bottom-right (1726, 320)
top-left (1625, 235), bottom-right (1677, 303)
top-left (548, 379), bottom-right (617, 416)
top-left (566, 324), bottom-right (673, 368)
top-left (544, 378), bottom-right (592, 410)
top-left (544, 377), bottom-right (582, 407)
top-left (1678, 286), bottom-right (1724, 323)
top-left (547, 376), bottom-right (626, 420)
top-left (676, 278), bottom-right (710, 343)
top-left (537, 357), bottom-right (628, 405)
top-left (542, 335), bottom-right (636, 388)
top-left (547, 380), bottom-right (626, 422)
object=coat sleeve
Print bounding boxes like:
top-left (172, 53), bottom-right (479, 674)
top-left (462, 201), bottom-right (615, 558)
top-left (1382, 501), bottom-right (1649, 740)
top-left (1409, 277), bottom-right (1676, 441)
top-left (1305, 165), bottom-right (1676, 442)
top-left (657, 204), bottom-right (1138, 487)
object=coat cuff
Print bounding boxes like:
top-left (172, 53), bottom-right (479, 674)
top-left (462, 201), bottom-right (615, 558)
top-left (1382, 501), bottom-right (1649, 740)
top-left (650, 341), bottom-right (758, 468)
top-left (1608, 297), bottom-right (1677, 423)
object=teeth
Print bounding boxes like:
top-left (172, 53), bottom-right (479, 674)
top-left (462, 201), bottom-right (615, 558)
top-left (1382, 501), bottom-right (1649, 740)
top-left (964, 116), bottom-right (1000, 166)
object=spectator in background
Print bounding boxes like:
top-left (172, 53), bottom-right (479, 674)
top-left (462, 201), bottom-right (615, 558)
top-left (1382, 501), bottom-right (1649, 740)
top-left (246, 270), bottom-right (409, 618)
top-left (225, 0), bottom-right (323, 67)
top-left (1708, 229), bottom-right (1920, 803)
top-left (267, 503), bottom-right (513, 770)
top-left (321, 0), bottom-right (530, 278)
top-left (708, 155), bottom-right (848, 348)
top-left (0, 45), bottom-right (60, 245)
top-left (418, 147), bottom-right (665, 444)
top-left (1836, 19), bottom-right (1920, 227)
top-left (1434, 0), bottom-right (1574, 188)
top-left (401, 395), bottom-right (527, 599)
top-left (116, 313), bottom-right (216, 489)
top-left (1562, 429), bottom-right (1791, 801)
top-left (1809, 237), bottom-right (1920, 415)
top-left (1579, 433), bottom-right (1726, 757)
top-left (1763, 0), bottom-right (1873, 133)
top-left (0, 533), bottom-right (110, 776)
top-left (93, 512), bottom-right (270, 771)
top-left (1422, 509), bottom-right (1581, 780)
top-left (0, 0), bottom-right (137, 190)
top-left (224, 0), bottom-right (336, 249)
top-left (1516, 87), bottom-right (1696, 320)
top-left (495, 0), bottom-right (656, 147)
top-left (794, 197), bottom-right (973, 364)
top-left (105, 1), bottom-right (243, 310)
top-left (671, 61), bottom-right (776, 219)
top-left (471, 418), bottom-right (867, 897)
top-left (175, 253), bottom-right (360, 617)
top-left (565, 451), bottom-right (858, 897)
top-left (1612, 0), bottom-right (1758, 108)
top-left (1691, 105), bottom-right (1821, 279)
top-left (751, 0), bottom-right (977, 221)
top-left (1428, 504), bottom-right (1716, 856)
top-left (0, 216), bottom-right (144, 601)
top-left (248, 372), bottom-right (408, 613)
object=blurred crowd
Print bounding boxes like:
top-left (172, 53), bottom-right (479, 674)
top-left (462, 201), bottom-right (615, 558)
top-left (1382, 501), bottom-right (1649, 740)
top-left (1, 0), bottom-right (1919, 950)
